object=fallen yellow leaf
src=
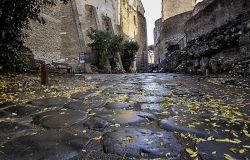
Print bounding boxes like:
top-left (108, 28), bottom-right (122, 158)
top-left (186, 148), bottom-right (198, 158)
top-left (243, 130), bottom-right (250, 138)
top-left (215, 138), bottom-right (241, 144)
top-left (224, 154), bottom-right (236, 160)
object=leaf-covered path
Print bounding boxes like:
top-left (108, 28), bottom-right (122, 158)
top-left (0, 73), bottom-right (249, 159)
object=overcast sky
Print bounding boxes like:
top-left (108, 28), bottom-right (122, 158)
top-left (141, 0), bottom-right (162, 45)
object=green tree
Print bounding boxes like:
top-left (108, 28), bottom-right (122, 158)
top-left (0, 0), bottom-right (69, 71)
top-left (88, 29), bottom-right (139, 73)
top-left (108, 34), bottom-right (124, 69)
top-left (87, 29), bottom-right (112, 68)
top-left (148, 45), bottom-right (154, 52)
top-left (121, 40), bottom-right (139, 72)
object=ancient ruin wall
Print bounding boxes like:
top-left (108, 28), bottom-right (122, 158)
top-left (24, 2), bottom-right (81, 70)
top-left (162, 0), bottom-right (195, 20)
top-left (75, 0), bottom-right (119, 54)
top-left (25, 0), bottom-right (119, 71)
top-left (153, 11), bottom-right (192, 65)
top-left (185, 0), bottom-right (250, 41)
top-left (154, 18), bottom-right (162, 64)
top-left (162, 0), bottom-right (250, 75)
top-left (120, 0), bottom-right (147, 72)
top-left (136, 12), bottom-right (148, 72)
top-left (24, 0), bottom-right (147, 72)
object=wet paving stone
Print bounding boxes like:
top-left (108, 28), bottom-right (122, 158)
top-left (140, 103), bottom-right (164, 111)
top-left (63, 101), bottom-right (87, 111)
top-left (0, 111), bottom-right (6, 118)
top-left (28, 97), bottom-right (70, 107)
top-left (102, 128), bottom-right (183, 159)
top-left (0, 121), bottom-right (31, 144)
top-left (0, 130), bottom-right (89, 160)
top-left (0, 102), bottom-right (14, 109)
top-left (197, 141), bottom-right (250, 160)
top-left (159, 118), bottom-right (215, 138)
top-left (142, 83), bottom-right (166, 91)
top-left (112, 89), bottom-right (137, 94)
top-left (1, 73), bottom-right (249, 159)
top-left (171, 88), bottom-right (190, 96)
top-left (33, 109), bottom-right (87, 129)
top-left (84, 117), bottom-right (110, 132)
top-left (98, 110), bottom-right (156, 125)
top-left (144, 90), bottom-right (172, 97)
top-left (103, 102), bottom-right (134, 110)
top-left (2, 105), bottom-right (41, 118)
top-left (0, 121), bottom-right (30, 135)
top-left (129, 95), bottom-right (165, 103)
top-left (71, 92), bottom-right (93, 100)
top-left (169, 107), bottom-right (190, 115)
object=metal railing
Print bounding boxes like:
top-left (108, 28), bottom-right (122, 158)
top-left (177, 35), bottom-right (187, 50)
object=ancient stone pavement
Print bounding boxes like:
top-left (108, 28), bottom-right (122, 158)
top-left (0, 73), bottom-right (249, 159)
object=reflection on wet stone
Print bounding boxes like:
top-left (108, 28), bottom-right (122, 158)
top-left (33, 109), bottom-right (87, 129)
top-left (0, 130), bottom-right (89, 160)
top-left (103, 128), bottom-right (183, 159)
top-left (28, 97), bottom-right (70, 107)
top-left (98, 110), bottom-right (156, 125)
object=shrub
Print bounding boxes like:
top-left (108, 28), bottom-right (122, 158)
top-left (88, 29), bottom-right (139, 73)
top-left (121, 40), bottom-right (139, 72)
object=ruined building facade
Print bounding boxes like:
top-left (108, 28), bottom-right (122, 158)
top-left (154, 0), bottom-right (250, 75)
top-left (154, 0), bottom-right (195, 66)
top-left (162, 0), bottom-right (195, 21)
top-left (24, 0), bottom-right (147, 73)
top-left (120, 0), bottom-right (148, 72)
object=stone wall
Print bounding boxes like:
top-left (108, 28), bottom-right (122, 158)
top-left (24, 1), bottom-right (82, 72)
top-left (153, 11), bottom-right (192, 66)
top-left (185, 0), bottom-right (250, 41)
top-left (24, 0), bottom-right (147, 73)
top-left (120, 0), bottom-right (147, 72)
top-left (162, 12), bottom-right (192, 45)
top-left (158, 0), bottom-right (250, 75)
top-left (74, 0), bottom-right (120, 68)
top-left (154, 18), bottom-right (162, 65)
top-left (136, 12), bottom-right (148, 72)
top-left (181, 11), bottom-right (250, 75)
top-left (192, 0), bottom-right (214, 16)
top-left (162, 0), bottom-right (195, 21)
top-left (154, 18), bottom-right (162, 46)
top-left (60, 1), bottom-right (82, 71)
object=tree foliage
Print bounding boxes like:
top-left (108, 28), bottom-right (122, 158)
top-left (87, 29), bottom-right (113, 68)
top-left (108, 34), bottom-right (124, 69)
top-left (0, 0), bottom-right (69, 71)
top-left (148, 45), bottom-right (154, 52)
top-left (121, 40), bottom-right (139, 72)
top-left (88, 29), bottom-right (139, 73)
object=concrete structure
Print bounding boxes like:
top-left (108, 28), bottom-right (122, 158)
top-left (24, 0), bottom-right (147, 73)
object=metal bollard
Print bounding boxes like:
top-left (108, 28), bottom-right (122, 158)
top-left (41, 63), bottom-right (48, 85)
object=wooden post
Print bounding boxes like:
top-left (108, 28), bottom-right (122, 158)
top-left (206, 69), bottom-right (209, 77)
top-left (41, 63), bottom-right (48, 85)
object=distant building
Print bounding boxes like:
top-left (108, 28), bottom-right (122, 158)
top-left (148, 51), bottom-right (155, 64)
